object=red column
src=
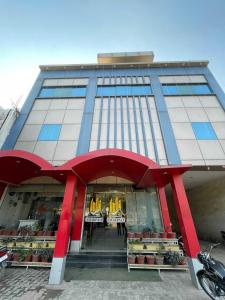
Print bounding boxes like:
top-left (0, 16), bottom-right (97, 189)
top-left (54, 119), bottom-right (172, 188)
top-left (171, 173), bottom-right (200, 258)
top-left (53, 174), bottom-right (77, 258)
top-left (71, 184), bottom-right (86, 242)
top-left (158, 186), bottom-right (172, 232)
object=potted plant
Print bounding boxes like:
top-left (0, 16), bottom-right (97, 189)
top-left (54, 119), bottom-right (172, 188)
top-left (178, 256), bottom-right (187, 265)
top-left (11, 229), bottom-right (18, 236)
top-left (32, 250), bottom-right (40, 262)
top-left (164, 251), bottom-right (181, 266)
top-left (136, 255), bottom-right (145, 264)
top-left (134, 232), bottom-right (142, 239)
top-left (24, 250), bottom-right (32, 262)
top-left (12, 252), bottom-right (21, 261)
top-left (143, 227), bottom-right (151, 238)
top-left (151, 221), bottom-right (159, 238)
top-left (43, 230), bottom-right (53, 237)
top-left (155, 244), bottom-right (165, 265)
top-left (128, 255), bottom-right (136, 264)
top-left (167, 232), bottom-right (176, 239)
top-left (146, 255), bottom-right (155, 265)
top-left (127, 232), bottom-right (135, 239)
top-left (39, 249), bottom-right (51, 262)
top-left (160, 232), bottom-right (167, 239)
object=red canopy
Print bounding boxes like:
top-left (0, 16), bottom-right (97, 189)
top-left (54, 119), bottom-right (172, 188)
top-left (0, 149), bottom-right (191, 187)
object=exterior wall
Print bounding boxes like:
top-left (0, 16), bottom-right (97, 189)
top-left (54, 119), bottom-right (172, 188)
top-left (0, 108), bottom-right (17, 149)
top-left (161, 75), bottom-right (225, 166)
top-left (187, 175), bottom-right (225, 242)
top-left (3, 64), bottom-right (225, 167)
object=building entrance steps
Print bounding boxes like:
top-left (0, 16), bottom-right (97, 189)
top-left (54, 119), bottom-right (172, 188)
top-left (66, 251), bottom-right (127, 268)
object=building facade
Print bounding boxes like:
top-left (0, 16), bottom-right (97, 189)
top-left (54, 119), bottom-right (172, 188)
top-left (0, 52), bottom-right (225, 286)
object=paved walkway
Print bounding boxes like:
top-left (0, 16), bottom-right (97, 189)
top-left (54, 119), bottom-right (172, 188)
top-left (1, 240), bottom-right (224, 299)
top-left (0, 267), bottom-right (209, 300)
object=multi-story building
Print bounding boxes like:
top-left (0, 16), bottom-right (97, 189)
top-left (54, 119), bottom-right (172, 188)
top-left (0, 52), bottom-right (224, 286)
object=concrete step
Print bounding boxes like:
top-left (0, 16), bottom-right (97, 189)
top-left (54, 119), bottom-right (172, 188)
top-left (66, 251), bottom-right (127, 268)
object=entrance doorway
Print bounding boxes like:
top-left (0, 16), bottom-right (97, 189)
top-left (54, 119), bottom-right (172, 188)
top-left (81, 185), bottom-right (163, 252)
top-left (81, 186), bottom-right (127, 252)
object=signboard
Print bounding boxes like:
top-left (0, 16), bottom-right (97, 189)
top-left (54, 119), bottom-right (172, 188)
top-left (85, 217), bottom-right (103, 223)
top-left (107, 217), bottom-right (125, 223)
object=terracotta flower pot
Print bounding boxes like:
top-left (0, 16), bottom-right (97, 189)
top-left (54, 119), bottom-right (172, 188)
top-left (167, 232), bottom-right (176, 239)
top-left (44, 231), bottom-right (52, 236)
top-left (143, 231), bottom-right (150, 238)
top-left (127, 232), bottom-right (135, 239)
top-left (151, 232), bottom-right (159, 238)
top-left (13, 253), bottom-right (20, 261)
top-left (155, 256), bottom-right (164, 265)
top-left (7, 253), bottom-right (13, 261)
top-left (32, 255), bottom-right (40, 262)
top-left (11, 230), bottom-right (18, 236)
top-left (4, 229), bottom-right (12, 236)
top-left (179, 257), bottom-right (187, 265)
top-left (146, 255), bottom-right (155, 265)
top-left (134, 232), bottom-right (142, 239)
top-left (160, 232), bottom-right (167, 239)
top-left (24, 255), bottom-right (32, 262)
top-left (128, 255), bottom-right (136, 264)
top-left (136, 255), bottom-right (145, 264)
top-left (37, 231), bottom-right (44, 236)
top-left (41, 256), bottom-right (49, 263)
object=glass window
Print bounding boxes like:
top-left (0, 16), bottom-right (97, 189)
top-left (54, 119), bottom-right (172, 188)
top-left (38, 124), bottom-right (62, 141)
top-left (97, 85), bottom-right (152, 96)
top-left (162, 84), bottom-right (212, 95)
top-left (191, 122), bottom-right (217, 140)
top-left (39, 87), bottom-right (86, 98)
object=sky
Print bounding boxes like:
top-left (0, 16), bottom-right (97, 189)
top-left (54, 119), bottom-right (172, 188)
top-left (1, 0), bottom-right (225, 109)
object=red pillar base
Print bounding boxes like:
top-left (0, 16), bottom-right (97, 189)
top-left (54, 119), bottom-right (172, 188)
top-left (70, 185), bottom-right (86, 252)
top-left (171, 173), bottom-right (201, 288)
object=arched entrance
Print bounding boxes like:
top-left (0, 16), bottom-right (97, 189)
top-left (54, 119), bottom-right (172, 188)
top-left (0, 149), bottom-right (201, 287)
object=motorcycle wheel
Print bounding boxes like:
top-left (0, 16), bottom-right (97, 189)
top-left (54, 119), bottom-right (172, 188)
top-left (198, 272), bottom-right (225, 299)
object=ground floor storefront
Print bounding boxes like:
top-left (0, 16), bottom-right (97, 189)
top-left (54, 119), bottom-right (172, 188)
top-left (0, 149), bottom-right (201, 287)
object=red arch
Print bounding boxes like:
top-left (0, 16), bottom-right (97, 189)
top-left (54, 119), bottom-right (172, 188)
top-left (57, 149), bottom-right (184, 186)
top-left (0, 150), bottom-right (54, 184)
top-left (0, 149), bottom-right (190, 187)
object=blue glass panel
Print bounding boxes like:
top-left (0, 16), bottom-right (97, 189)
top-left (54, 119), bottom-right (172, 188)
top-left (192, 84), bottom-right (211, 95)
top-left (96, 85), bottom-right (152, 96)
top-left (71, 87), bottom-right (86, 97)
top-left (191, 122), bottom-right (217, 140)
top-left (39, 87), bottom-right (87, 98)
top-left (162, 84), bottom-right (212, 95)
top-left (177, 85), bottom-right (191, 95)
top-left (162, 85), bottom-right (177, 95)
top-left (38, 124), bottom-right (62, 141)
top-left (39, 89), bottom-right (53, 98)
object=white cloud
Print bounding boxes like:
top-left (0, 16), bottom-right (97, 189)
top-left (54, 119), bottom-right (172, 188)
top-left (0, 66), bottom-right (39, 109)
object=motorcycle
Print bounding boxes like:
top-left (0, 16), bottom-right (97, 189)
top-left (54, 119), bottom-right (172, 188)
top-left (0, 246), bottom-right (9, 271)
top-left (197, 243), bottom-right (225, 299)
